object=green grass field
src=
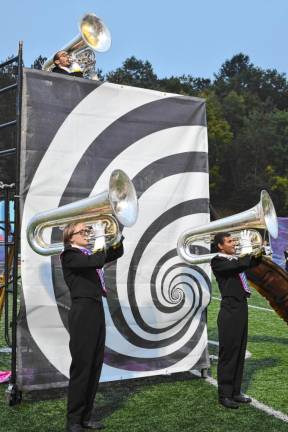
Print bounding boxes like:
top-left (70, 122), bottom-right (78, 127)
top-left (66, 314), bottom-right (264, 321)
top-left (0, 279), bottom-right (287, 432)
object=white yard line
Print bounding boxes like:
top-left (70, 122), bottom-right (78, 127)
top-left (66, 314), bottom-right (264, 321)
top-left (191, 370), bottom-right (288, 423)
top-left (212, 296), bottom-right (274, 312)
top-left (0, 347), bottom-right (12, 353)
top-left (195, 339), bottom-right (288, 423)
top-left (208, 340), bottom-right (252, 359)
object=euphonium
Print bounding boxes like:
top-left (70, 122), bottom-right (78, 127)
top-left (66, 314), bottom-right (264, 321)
top-left (42, 13), bottom-right (111, 77)
top-left (26, 170), bottom-right (138, 256)
top-left (177, 190), bottom-right (278, 265)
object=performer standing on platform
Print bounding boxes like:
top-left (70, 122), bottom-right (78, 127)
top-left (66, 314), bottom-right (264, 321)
top-left (211, 231), bottom-right (262, 409)
top-left (52, 50), bottom-right (83, 77)
top-left (61, 221), bottom-right (123, 431)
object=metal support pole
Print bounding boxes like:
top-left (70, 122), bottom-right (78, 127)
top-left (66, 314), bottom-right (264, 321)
top-left (4, 187), bottom-right (11, 346)
top-left (6, 41), bottom-right (23, 406)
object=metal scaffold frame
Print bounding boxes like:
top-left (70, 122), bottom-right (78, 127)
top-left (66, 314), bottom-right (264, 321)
top-left (0, 41), bottom-right (23, 405)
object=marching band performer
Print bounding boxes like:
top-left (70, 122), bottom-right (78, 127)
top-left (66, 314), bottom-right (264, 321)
top-left (61, 221), bottom-right (123, 431)
top-left (211, 231), bottom-right (262, 409)
top-left (52, 50), bottom-right (83, 77)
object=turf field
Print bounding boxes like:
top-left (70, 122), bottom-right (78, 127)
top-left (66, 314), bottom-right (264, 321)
top-left (0, 279), bottom-right (287, 432)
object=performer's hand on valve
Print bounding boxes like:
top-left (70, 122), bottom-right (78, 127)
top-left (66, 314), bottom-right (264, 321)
top-left (110, 230), bottom-right (125, 249)
top-left (92, 221), bottom-right (106, 252)
top-left (239, 230), bottom-right (253, 255)
top-left (69, 55), bottom-right (82, 74)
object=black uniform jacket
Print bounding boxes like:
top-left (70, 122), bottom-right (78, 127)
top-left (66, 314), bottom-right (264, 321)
top-left (211, 254), bottom-right (261, 300)
top-left (51, 66), bottom-right (83, 78)
top-left (61, 242), bottom-right (123, 301)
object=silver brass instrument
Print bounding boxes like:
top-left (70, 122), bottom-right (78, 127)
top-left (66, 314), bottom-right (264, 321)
top-left (42, 13), bottom-right (111, 78)
top-left (177, 190), bottom-right (278, 265)
top-left (26, 169), bottom-right (138, 256)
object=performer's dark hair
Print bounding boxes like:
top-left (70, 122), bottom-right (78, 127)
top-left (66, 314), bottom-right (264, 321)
top-left (213, 232), bottom-right (231, 251)
top-left (53, 52), bottom-right (60, 63)
top-left (53, 50), bottom-right (67, 64)
top-left (63, 222), bottom-right (81, 246)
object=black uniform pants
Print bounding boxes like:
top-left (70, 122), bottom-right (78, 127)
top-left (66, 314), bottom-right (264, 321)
top-left (217, 296), bottom-right (248, 398)
top-left (67, 298), bottom-right (106, 425)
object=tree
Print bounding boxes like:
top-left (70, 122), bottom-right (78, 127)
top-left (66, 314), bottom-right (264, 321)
top-left (106, 56), bottom-right (158, 89)
top-left (214, 53), bottom-right (288, 110)
top-left (157, 75), bottom-right (211, 96)
top-left (200, 90), bottom-right (233, 201)
top-left (222, 90), bottom-right (246, 133)
top-left (220, 108), bottom-right (288, 212)
top-left (31, 55), bottom-right (47, 70)
top-left (266, 166), bottom-right (288, 215)
top-left (214, 53), bottom-right (258, 96)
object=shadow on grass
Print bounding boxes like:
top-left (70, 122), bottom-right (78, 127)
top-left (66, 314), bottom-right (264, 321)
top-left (24, 387), bottom-right (67, 402)
top-left (91, 372), bottom-right (201, 422)
top-left (241, 357), bottom-right (279, 393)
top-left (248, 335), bottom-right (288, 345)
top-left (23, 372), bottom-right (202, 422)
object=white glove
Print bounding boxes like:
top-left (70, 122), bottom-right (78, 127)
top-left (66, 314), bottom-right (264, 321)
top-left (69, 60), bottom-right (82, 73)
top-left (264, 245), bottom-right (272, 256)
top-left (239, 230), bottom-right (253, 255)
top-left (112, 231), bottom-right (122, 246)
top-left (92, 222), bottom-right (106, 251)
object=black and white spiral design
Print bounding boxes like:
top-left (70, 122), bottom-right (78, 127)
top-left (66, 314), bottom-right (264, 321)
top-left (21, 73), bottom-right (211, 380)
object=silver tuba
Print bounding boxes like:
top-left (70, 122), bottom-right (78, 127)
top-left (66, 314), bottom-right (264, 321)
top-left (177, 190), bottom-right (278, 265)
top-left (42, 13), bottom-right (111, 78)
top-left (26, 170), bottom-right (138, 256)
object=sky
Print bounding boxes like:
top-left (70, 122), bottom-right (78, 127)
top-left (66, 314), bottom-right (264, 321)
top-left (1, 0), bottom-right (288, 80)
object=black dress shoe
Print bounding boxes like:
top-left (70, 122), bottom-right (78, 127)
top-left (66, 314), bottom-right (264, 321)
top-left (67, 424), bottom-right (84, 432)
top-left (219, 397), bottom-right (239, 409)
top-left (82, 421), bottom-right (105, 430)
top-left (233, 394), bottom-right (252, 403)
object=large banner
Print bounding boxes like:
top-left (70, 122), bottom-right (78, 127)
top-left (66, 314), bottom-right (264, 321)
top-left (18, 69), bottom-right (211, 390)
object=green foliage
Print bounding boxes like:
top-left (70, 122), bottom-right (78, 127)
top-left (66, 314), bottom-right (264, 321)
top-left (106, 56), bottom-right (158, 89)
top-left (104, 52), bottom-right (288, 214)
top-left (209, 165), bottom-right (224, 194)
top-left (203, 90), bottom-right (233, 154)
top-left (30, 55), bottom-right (47, 70)
top-left (211, 54), bottom-right (288, 214)
top-left (223, 109), bottom-right (288, 209)
top-left (201, 90), bottom-right (233, 200)
top-left (214, 53), bottom-right (288, 110)
top-left (157, 75), bottom-right (211, 95)
top-left (106, 56), bottom-right (211, 96)
top-left (222, 90), bottom-right (246, 132)
top-left (266, 165), bottom-right (288, 213)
